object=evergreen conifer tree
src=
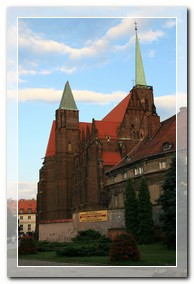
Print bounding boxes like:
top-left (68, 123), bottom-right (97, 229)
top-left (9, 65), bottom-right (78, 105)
top-left (137, 176), bottom-right (155, 244)
top-left (157, 155), bottom-right (176, 249)
top-left (124, 178), bottom-right (139, 239)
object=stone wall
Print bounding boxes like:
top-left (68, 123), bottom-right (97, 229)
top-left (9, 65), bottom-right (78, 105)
top-left (38, 207), bottom-right (161, 242)
top-left (38, 209), bottom-right (125, 241)
top-left (39, 221), bottom-right (76, 242)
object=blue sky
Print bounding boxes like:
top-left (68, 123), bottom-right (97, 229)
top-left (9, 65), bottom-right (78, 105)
top-left (6, 9), bottom-right (187, 200)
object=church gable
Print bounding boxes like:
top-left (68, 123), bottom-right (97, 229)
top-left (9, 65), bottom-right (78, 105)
top-left (102, 93), bottom-right (131, 123)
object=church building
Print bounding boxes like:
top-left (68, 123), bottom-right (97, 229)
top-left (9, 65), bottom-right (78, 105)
top-left (36, 27), bottom-right (177, 241)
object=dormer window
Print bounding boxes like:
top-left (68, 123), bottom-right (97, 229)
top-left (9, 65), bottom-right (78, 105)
top-left (125, 155), bottom-right (131, 163)
top-left (162, 142), bottom-right (172, 151)
top-left (106, 136), bottom-right (111, 142)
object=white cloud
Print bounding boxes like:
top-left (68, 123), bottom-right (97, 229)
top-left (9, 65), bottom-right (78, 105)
top-left (18, 87), bottom-right (184, 118)
top-left (155, 94), bottom-right (176, 110)
top-left (74, 90), bottom-right (126, 104)
top-left (18, 87), bottom-right (126, 105)
top-left (58, 66), bottom-right (77, 74)
top-left (18, 67), bottom-right (53, 77)
top-left (105, 18), bottom-right (134, 41)
top-left (155, 92), bottom-right (187, 121)
top-left (138, 30), bottom-right (165, 43)
top-left (18, 19), bottom-right (166, 70)
top-left (7, 181), bottom-right (37, 200)
top-left (18, 182), bottom-right (37, 200)
top-left (163, 19), bottom-right (176, 29)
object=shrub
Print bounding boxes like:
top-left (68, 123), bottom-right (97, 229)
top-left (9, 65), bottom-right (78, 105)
top-left (56, 229), bottom-right (112, 257)
top-left (36, 240), bottom-right (66, 252)
top-left (18, 236), bottom-right (37, 255)
top-left (72, 229), bottom-right (110, 244)
top-left (110, 233), bottom-right (140, 262)
top-left (56, 242), bottom-right (111, 257)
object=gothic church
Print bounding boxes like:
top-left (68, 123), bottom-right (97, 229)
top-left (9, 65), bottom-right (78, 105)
top-left (36, 28), bottom-right (175, 241)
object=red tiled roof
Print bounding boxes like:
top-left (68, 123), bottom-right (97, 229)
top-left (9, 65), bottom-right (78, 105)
top-left (110, 114), bottom-right (176, 171)
top-left (95, 121), bottom-right (120, 139)
top-left (102, 93), bottom-right (131, 122)
top-left (79, 121), bottom-right (120, 140)
top-left (102, 151), bottom-right (121, 166)
top-left (79, 122), bottom-right (92, 134)
top-left (45, 121), bottom-right (56, 157)
top-left (18, 199), bottom-right (37, 214)
top-left (45, 93), bottom-right (131, 157)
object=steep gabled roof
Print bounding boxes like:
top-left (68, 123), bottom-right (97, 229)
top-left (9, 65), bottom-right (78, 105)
top-left (95, 120), bottom-right (120, 139)
top-left (109, 114), bottom-right (176, 172)
top-left (45, 121), bottom-right (56, 157)
top-left (102, 93), bottom-right (131, 122)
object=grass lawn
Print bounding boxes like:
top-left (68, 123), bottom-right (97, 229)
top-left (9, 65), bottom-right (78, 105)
top-left (18, 242), bottom-right (176, 266)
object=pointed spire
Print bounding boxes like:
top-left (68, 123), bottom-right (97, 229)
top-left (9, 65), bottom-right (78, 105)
top-left (59, 81), bottom-right (78, 110)
top-left (135, 23), bottom-right (147, 86)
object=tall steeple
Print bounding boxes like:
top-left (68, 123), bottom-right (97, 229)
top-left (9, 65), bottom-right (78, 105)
top-left (59, 81), bottom-right (78, 110)
top-left (135, 22), bottom-right (147, 86)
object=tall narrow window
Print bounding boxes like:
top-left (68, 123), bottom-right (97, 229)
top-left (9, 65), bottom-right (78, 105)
top-left (68, 141), bottom-right (72, 152)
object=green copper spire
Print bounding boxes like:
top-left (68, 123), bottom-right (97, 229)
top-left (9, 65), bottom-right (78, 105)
top-left (135, 23), bottom-right (147, 86)
top-left (59, 81), bottom-right (78, 110)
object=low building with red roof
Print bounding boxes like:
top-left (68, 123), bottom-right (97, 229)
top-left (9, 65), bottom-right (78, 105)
top-left (18, 199), bottom-right (36, 235)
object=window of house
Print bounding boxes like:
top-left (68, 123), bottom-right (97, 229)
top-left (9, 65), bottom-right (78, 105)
top-left (162, 142), bottom-right (172, 151)
top-left (27, 208), bottom-right (32, 213)
top-left (20, 209), bottom-right (24, 213)
top-left (20, 216), bottom-right (23, 220)
top-left (159, 161), bottom-right (166, 169)
top-left (28, 216), bottom-right (31, 220)
top-left (28, 224), bottom-right (31, 231)
top-left (134, 168), bottom-right (139, 176)
top-left (123, 172), bottom-right (127, 179)
top-left (134, 166), bottom-right (143, 175)
top-left (139, 166), bottom-right (144, 174)
top-left (20, 224), bottom-right (23, 231)
top-left (114, 194), bottom-right (119, 208)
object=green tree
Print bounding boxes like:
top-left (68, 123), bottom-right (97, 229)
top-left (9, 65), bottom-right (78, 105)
top-left (157, 155), bottom-right (176, 249)
top-left (124, 178), bottom-right (139, 239)
top-left (137, 177), bottom-right (155, 244)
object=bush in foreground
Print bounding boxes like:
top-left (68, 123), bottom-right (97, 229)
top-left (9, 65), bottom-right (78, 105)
top-left (110, 233), bottom-right (140, 262)
top-left (18, 236), bottom-right (37, 255)
top-left (56, 229), bottom-right (112, 257)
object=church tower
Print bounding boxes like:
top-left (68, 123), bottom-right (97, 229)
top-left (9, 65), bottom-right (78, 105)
top-left (37, 81), bottom-right (80, 223)
top-left (55, 81), bottom-right (80, 219)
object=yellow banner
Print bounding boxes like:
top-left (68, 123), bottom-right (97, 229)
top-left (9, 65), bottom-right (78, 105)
top-left (79, 210), bottom-right (108, 222)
